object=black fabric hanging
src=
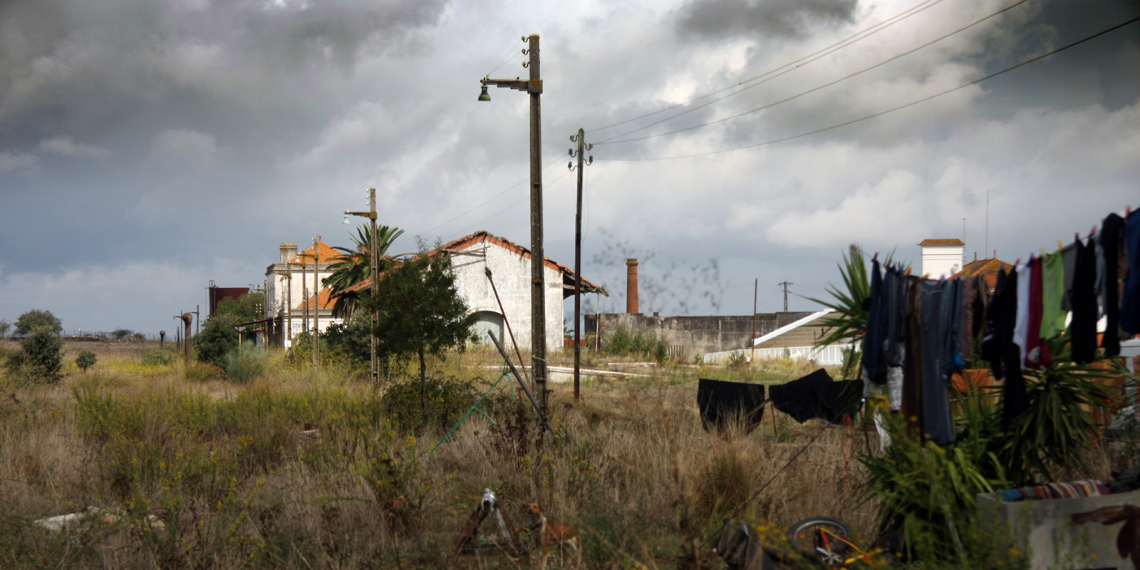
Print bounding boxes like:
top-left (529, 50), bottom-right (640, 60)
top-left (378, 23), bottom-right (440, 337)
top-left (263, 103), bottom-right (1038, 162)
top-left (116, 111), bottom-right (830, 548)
top-left (697, 379), bottom-right (766, 434)
top-left (1071, 237), bottom-right (1099, 363)
top-left (768, 369), bottom-right (861, 425)
top-left (1101, 213), bottom-right (1124, 356)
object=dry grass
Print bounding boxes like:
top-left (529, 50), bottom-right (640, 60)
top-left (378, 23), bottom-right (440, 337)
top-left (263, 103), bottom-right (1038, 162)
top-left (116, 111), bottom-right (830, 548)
top-left (0, 340), bottom-right (1052, 568)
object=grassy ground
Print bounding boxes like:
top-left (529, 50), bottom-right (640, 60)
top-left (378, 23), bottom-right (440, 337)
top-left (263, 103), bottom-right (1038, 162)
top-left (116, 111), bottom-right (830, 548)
top-left (0, 339), bottom-right (1119, 569)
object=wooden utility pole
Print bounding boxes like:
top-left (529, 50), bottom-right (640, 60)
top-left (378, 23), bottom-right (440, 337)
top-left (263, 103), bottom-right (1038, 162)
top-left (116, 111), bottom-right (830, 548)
top-left (751, 278), bottom-right (757, 364)
top-left (346, 189), bottom-right (381, 387)
top-left (570, 128), bottom-right (592, 401)
top-left (481, 34), bottom-right (546, 415)
top-left (312, 237), bottom-right (320, 367)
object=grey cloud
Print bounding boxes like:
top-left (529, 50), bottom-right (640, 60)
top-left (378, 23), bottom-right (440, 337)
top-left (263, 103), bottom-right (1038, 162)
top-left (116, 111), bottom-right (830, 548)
top-left (39, 136), bottom-right (114, 159)
top-left (674, 0), bottom-right (858, 42)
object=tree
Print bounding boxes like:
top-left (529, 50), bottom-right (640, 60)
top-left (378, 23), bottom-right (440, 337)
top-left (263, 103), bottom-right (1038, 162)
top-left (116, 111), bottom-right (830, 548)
top-left (15, 310), bottom-right (62, 337)
top-left (112, 328), bottom-right (133, 341)
top-left (76, 350), bottom-right (97, 373)
top-left (0, 321), bottom-right (10, 339)
top-left (214, 292), bottom-right (265, 323)
top-left (4, 329), bottom-right (64, 384)
top-left (195, 313), bottom-right (240, 368)
top-left (325, 224), bottom-right (405, 318)
top-left (364, 252), bottom-right (477, 412)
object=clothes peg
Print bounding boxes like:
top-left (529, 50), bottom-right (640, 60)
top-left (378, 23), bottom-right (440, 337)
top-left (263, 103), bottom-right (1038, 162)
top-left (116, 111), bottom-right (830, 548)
top-left (1057, 240), bottom-right (1064, 251)
top-left (872, 252), bottom-right (879, 262)
top-left (904, 267), bottom-right (913, 277)
top-left (1074, 233), bottom-right (1080, 243)
top-left (1014, 258), bottom-right (1021, 266)
top-left (1090, 225), bottom-right (1097, 238)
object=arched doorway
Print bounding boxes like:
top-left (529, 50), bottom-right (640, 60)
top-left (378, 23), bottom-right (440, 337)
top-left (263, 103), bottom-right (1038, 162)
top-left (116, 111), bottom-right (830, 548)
top-left (471, 311), bottom-right (505, 345)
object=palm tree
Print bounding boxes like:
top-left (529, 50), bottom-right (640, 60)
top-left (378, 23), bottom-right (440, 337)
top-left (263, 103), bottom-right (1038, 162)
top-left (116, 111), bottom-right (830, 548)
top-left (324, 224), bottom-right (406, 318)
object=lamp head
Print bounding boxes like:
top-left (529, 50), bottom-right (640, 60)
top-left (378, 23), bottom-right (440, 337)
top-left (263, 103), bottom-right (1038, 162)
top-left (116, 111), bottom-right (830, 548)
top-left (343, 215), bottom-right (350, 225)
top-left (478, 84), bottom-right (491, 102)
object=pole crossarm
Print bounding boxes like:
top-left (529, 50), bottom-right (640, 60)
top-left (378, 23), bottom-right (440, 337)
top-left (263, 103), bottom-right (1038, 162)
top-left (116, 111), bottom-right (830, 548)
top-left (344, 210), bottom-right (376, 221)
top-left (481, 77), bottom-right (542, 94)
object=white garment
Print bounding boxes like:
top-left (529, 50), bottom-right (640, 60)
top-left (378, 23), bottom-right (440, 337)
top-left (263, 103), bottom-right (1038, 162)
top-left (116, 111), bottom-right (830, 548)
top-left (1013, 262), bottom-right (1031, 367)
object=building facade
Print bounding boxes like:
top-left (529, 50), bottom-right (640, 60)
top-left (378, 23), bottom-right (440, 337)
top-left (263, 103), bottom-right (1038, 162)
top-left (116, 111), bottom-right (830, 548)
top-left (264, 239), bottom-right (344, 346)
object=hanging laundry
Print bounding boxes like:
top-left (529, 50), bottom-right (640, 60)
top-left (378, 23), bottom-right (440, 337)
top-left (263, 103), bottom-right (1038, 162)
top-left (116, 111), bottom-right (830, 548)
top-left (696, 379), bottom-right (766, 434)
top-left (1062, 242), bottom-right (1078, 312)
top-left (1013, 261), bottom-right (1032, 366)
top-left (1025, 258), bottom-right (1052, 368)
top-left (902, 275), bottom-right (925, 433)
top-left (862, 258), bottom-right (889, 386)
top-left (1071, 237), bottom-right (1099, 363)
top-left (982, 267), bottom-right (1029, 431)
top-left (768, 369), bottom-right (861, 425)
top-left (921, 280), bottom-right (954, 446)
top-left (959, 274), bottom-right (989, 364)
top-left (1040, 251), bottom-right (1066, 340)
top-left (1101, 213), bottom-right (1125, 356)
top-left (1121, 211), bottom-right (1140, 334)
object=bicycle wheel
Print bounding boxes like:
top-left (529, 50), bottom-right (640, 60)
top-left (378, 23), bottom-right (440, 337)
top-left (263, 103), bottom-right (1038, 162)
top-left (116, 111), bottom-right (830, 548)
top-left (789, 517), bottom-right (854, 566)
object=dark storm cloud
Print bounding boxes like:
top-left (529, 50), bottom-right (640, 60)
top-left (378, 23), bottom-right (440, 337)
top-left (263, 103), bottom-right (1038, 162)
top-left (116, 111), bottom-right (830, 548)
top-left (674, 0), bottom-right (858, 42)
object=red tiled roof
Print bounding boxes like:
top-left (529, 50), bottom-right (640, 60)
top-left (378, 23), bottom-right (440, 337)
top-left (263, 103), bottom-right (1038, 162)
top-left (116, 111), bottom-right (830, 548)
top-left (290, 239), bottom-right (344, 265)
top-left (952, 257), bottom-right (1012, 290)
top-left (919, 239), bottom-right (965, 246)
top-left (344, 231), bottom-right (609, 296)
top-left (295, 287), bottom-right (336, 311)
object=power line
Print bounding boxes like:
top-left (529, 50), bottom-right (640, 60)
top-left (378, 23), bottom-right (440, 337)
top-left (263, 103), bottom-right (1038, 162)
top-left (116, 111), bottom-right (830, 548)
top-left (604, 14), bottom-right (1140, 162)
top-left (589, 0), bottom-right (944, 135)
top-left (597, 0), bottom-right (1031, 146)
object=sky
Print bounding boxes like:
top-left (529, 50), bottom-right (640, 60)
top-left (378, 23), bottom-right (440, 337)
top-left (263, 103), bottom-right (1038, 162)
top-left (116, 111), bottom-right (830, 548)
top-left (1, 0), bottom-right (1138, 337)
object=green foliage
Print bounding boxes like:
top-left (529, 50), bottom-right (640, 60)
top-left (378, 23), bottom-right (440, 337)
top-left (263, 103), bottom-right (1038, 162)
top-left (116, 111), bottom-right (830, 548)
top-left (602, 324), bottom-right (668, 362)
top-left (4, 329), bottom-right (64, 384)
top-left (1000, 335), bottom-right (1118, 485)
top-left (14, 309), bottom-right (62, 336)
top-left (194, 313), bottom-right (240, 368)
top-left (214, 292), bottom-right (265, 323)
top-left (76, 350), bottom-right (97, 372)
top-left (860, 402), bottom-right (1020, 565)
top-left (112, 328), bottom-right (133, 341)
top-left (0, 320), bottom-right (10, 338)
top-left (365, 251), bottom-right (477, 411)
top-left (806, 246), bottom-right (870, 373)
top-left (222, 344), bottom-right (268, 384)
top-left (320, 311), bottom-right (373, 370)
top-left (141, 349), bottom-right (175, 366)
top-left (380, 374), bottom-right (479, 431)
top-left (283, 331), bottom-right (313, 368)
top-left (325, 224), bottom-right (406, 319)
top-left (355, 432), bottom-right (437, 537)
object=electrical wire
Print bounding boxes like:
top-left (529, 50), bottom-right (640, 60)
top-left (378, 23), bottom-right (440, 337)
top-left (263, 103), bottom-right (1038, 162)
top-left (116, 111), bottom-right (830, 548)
top-left (589, 0), bottom-right (944, 135)
top-left (604, 14), bottom-right (1140, 162)
top-left (597, 0), bottom-right (1031, 146)
top-left (485, 41), bottom-right (525, 77)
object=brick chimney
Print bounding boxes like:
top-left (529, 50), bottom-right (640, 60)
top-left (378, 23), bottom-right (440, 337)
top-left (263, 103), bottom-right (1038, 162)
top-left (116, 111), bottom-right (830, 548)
top-left (626, 258), bottom-right (639, 314)
top-left (280, 242), bottom-right (298, 263)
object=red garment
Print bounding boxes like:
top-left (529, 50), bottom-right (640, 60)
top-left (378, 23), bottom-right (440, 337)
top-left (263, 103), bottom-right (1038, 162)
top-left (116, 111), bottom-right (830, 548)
top-left (1024, 258), bottom-right (1053, 368)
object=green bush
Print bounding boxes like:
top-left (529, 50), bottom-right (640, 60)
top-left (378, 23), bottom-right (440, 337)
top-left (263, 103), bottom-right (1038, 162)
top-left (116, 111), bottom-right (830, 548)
top-left (603, 324), bottom-right (668, 362)
top-left (141, 349), bottom-right (175, 366)
top-left (4, 329), bottom-right (64, 384)
top-left (222, 344), bottom-right (268, 383)
top-left (381, 374), bottom-right (479, 431)
top-left (194, 314), bottom-right (239, 368)
top-left (76, 350), bottom-right (97, 372)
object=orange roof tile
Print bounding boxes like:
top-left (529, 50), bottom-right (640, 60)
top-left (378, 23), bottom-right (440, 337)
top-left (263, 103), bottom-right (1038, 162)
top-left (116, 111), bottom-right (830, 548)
top-left (295, 287), bottom-right (337, 311)
top-left (343, 231), bottom-right (609, 296)
top-left (290, 239), bottom-right (345, 265)
top-left (919, 239), bottom-right (965, 246)
top-left (952, 257), bottom-right (1012, 291)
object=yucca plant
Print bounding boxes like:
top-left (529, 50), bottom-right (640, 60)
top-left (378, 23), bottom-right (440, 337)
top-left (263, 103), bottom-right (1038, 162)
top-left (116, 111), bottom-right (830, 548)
top-left (806, 245), bottom-right (871, 379)
top-left (324, 224), bottom-right (406, 318)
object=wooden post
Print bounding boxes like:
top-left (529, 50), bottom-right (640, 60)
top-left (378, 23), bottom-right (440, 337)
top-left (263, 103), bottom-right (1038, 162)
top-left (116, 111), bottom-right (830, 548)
top-left (527, 34), bottom-right (547, 416)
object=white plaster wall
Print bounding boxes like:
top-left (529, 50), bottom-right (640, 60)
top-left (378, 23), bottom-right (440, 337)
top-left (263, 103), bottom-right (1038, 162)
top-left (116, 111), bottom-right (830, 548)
top-left (920, 246), bottom-right (963, 278)
top-left (449, 242), bottom-right (564, 352)
top-left (264, 264), bottom-right (332, 319)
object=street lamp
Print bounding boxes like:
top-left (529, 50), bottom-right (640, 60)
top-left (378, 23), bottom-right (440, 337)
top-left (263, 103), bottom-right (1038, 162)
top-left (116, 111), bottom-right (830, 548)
top-left (346, 188), bottom-right (380, 388)
top-left (479, 34), bottom-right (548, 416)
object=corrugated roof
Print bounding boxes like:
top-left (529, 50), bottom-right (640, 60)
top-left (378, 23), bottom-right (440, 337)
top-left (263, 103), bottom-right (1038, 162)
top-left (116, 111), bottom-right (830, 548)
top-left (918, 239), bottom-right (965, 246)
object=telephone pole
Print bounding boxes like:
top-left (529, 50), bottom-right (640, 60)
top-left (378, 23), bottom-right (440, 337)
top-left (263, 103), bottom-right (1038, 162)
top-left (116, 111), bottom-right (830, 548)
top-left (569, 128), bottom-right (592, 401)
top-left (480, 34), bottom-right (547, 415)
top-left (778, 281), bottom-right (794, 312)
top-left (345, 189), bottom-right (380, 387)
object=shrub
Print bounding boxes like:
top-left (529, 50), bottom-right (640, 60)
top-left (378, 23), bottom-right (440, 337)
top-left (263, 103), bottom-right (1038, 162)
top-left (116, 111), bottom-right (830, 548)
top-left (184, 361), bottom-right (223, 383)
top-left (14, 309), bottom-right (62, 336)
top-left (141, 349), bottom-right (175, 366)
top-left (381, 374), bottom-right (479, 431)
top-left (222, 344), bottom-right (268, 383)
top-left (194, 313), bottom-right (240, 368)
top-left (76, 350), bottom-right (97, 372)
top-left (4, 329), bottom-right (64, 384)
top-left (603, 324), bottom-right (668, 362)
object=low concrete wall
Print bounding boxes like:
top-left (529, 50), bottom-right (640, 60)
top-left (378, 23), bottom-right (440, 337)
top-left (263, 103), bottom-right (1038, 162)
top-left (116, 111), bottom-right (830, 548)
top-left (583, 312), bottom-right (815, 359)
top-left (977, 489), bottom-right (1140, 569)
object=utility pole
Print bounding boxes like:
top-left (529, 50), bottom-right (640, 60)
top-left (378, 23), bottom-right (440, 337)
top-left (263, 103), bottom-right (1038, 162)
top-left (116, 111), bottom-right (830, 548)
top-left (569, 128), bottom-right (593, 401)
top-left (751, 278), bottom-right (757, 364)
top-left (194, 305), bottom-right (200, 336)
top-left (779, 281), bottom-right (794, 312)
top-left (313, 236), bottom-right (320, 366)
top-left (346, 189), bottom-right (380, 388)
top-left (480, 34), bottom-right (547, 415)
top-left (285, 265), bottom-right (293, 347)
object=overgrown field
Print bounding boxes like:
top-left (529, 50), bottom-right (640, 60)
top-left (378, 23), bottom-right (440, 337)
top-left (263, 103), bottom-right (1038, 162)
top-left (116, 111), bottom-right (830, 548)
top-left (0, 340), bottom-right (1123, 568)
